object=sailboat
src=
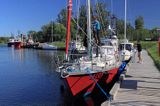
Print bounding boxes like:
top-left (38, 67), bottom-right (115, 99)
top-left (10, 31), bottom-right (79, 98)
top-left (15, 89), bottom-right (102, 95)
top-left (118, 0), bottom-right (133, 61)
top-left (58, 0), bottom-right (130, 97)
top-left (41, 43), bottom-right (57, 50)
top-left (41, 21), bottom-right (57, 50)
top-left (14, 34), bottom-right (23, 49)
top-left (8, 38), bottom-right (15, 47)
top-left (68, 0), bottom-right (86, 52)
top-left (100, 12), bottom-right (119, 65)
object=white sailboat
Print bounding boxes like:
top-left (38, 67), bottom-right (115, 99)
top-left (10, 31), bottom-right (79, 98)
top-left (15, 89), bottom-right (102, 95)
top-left (41, 21), bottom-right (57, 50)
top-left (41, 43), bottom-right (57, 50)
top-left (8, 38), bottom-right (15, 47)
top-left (118, 0), bottom-right (133, 61)
top-left (100, 1), bottom-right (119, 65)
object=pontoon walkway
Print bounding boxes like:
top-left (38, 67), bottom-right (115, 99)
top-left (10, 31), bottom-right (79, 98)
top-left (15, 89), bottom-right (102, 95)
top-left (111, 50), bottom-right (160, 106)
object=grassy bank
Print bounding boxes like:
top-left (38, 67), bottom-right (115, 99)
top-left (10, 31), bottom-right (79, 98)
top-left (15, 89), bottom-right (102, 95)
top-left (142, 41), bottom-right (160, 71)
top-left (148, 44), bottom-right (160, 71)
top-left (49, 42), bottom-right (65, 48)
top-left (141, 41), bottom-right (157, 49)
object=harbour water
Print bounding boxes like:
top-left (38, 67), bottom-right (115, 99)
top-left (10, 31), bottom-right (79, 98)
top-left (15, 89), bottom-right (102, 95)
top-left (0, 45), bottom-right (67, 105)
top-left (0, 45), bottom-right (109, 106)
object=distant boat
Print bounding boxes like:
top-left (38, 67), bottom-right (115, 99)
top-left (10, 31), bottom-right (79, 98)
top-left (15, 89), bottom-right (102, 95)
top-left (14, 38), bottom-right (22, 49)
top-left (39, 20), bottom-right (57, 50)
top-left (41, 43), bottom-right (57, 50)
top-left (7, 39), bottom-right (15, 47)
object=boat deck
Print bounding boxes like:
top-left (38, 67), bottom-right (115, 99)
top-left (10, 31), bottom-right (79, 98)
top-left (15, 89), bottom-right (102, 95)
top-left (111, 50), bottom-right (160, 106)
top-left (63, 56), bottom-right (119, 75)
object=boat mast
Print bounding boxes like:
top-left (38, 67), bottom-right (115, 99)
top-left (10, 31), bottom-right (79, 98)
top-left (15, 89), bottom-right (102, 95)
top-left (87, 0), bottom-right (92, 59)
top-left (111, 0), bottom-right (113, 15)
top-left (124, 0), bottom-right (127, 42)
top-left (51, 20), bottom-right (53, 42)
top-left (65, 0), bottom-right (72, 59)
top-left (76, 0), bottom-right (80, 44)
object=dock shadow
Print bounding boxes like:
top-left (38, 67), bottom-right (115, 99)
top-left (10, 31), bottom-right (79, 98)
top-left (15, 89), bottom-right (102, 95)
top-left (120, 80), bottom-right (137, 89)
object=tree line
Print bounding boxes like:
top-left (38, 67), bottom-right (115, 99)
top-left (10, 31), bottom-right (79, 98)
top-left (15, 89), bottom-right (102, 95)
top-left (15, 1), bottom-right (160, 42)
top-left (0, 37), bottom-right (9, 43)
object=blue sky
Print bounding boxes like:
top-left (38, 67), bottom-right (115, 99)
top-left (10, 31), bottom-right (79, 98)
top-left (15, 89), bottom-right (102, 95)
top-left (112, 0), bottom-right (160, 29)
top-left (0, 0), bottom-right (160, 36)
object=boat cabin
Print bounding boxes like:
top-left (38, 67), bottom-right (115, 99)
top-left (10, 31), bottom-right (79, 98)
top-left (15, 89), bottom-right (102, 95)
top-left (118, 42), bottom-right (134, 61)
top-left (119, 43), bottom-right (133, 51)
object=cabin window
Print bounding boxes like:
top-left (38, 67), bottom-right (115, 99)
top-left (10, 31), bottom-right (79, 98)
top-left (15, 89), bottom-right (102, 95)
top-left (126, 44), bottom-right (132, 51)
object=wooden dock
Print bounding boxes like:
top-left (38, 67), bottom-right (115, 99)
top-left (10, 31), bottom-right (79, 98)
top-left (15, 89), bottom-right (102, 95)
top-left (111, 50), bottom-right (160, 106)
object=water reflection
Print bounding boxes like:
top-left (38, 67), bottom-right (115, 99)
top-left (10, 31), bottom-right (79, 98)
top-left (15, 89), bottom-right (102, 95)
top-left (0, 45), bottom-right (110, 106)
top-left (36, 50), bottom-right (60, 72)
top-left (11, 48), bottom-right (25, 63)
top-left (0, 46), bottom-right (66, 105)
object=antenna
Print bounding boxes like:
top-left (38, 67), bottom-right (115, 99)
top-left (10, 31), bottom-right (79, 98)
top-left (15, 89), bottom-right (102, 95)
top-left (111, 0), bottom-right (113, 15)
top-left (76, 0), bottom-right (80, 43)
top-left (124, 0), bottom-right (127, 41)
top-left (51, 20), bottom-right (54, 42)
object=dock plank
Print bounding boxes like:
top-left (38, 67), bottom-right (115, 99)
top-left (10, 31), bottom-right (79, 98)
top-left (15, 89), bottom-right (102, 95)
top-left (111, 50), bottom-right (160, 106)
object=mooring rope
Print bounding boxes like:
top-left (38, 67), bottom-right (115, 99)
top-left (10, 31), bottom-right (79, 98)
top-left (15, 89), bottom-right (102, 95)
top-left (86, 68), bottom-right (111, 100)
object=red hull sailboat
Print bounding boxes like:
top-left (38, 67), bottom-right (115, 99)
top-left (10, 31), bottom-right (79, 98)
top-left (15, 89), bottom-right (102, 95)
top-left (14, 36), bottom-right (22, 49)
top-left (59, 0), bottom-right (125, 97)
top-left (65, 68), bottom-right (119, 96)
top-left (14, 41), bottom-right (22, 49)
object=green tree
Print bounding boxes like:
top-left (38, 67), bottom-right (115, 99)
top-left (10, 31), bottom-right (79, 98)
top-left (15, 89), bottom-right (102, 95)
top-left (135, 16), bottom-right (145, 40)
top-left (41, 22), bottom-right (53, 42)
top-left (0, 37), bottom-right (8, 43)
top-left (56, 8), bottom-right (77, 40)
top-left (28, 30), bottom-right (37, 42)
top-left (57, 8), bottom-right (67, 27)
top-left (150, 27), bottom-right (160, 40)
top-left (54, 23), bottom-right (66, 41)
top-left (95, 2), bottom-right (108, 21)
top-left (142, 29), bottom-right (150, 40)
top-left (135, 16), bottom-right (144, 30)
top-left (116, 19), bottom-right (124, 39)
top-left (78, 5), bottom-right (87, 38)
top-left (36, 31), bottom-right (44, 42)
top-left (126, 23), bottom-right (135, 41)
top-left (94, 1), bottom-right (108, 35)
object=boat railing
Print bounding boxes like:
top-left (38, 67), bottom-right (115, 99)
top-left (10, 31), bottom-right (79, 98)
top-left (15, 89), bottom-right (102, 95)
top-left (55, 53), bottom-right (86, 72)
